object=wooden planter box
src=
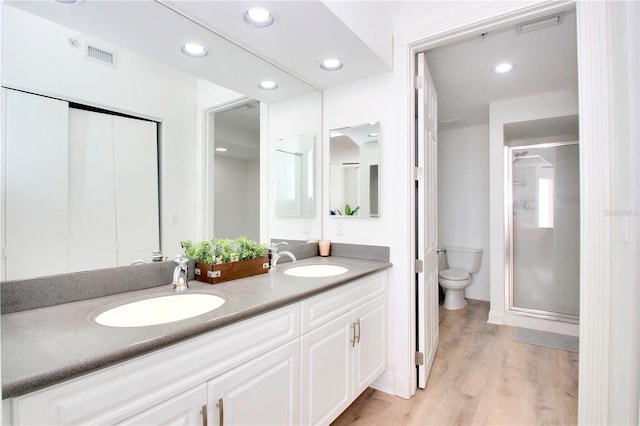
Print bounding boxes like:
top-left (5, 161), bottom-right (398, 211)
top-left (194, 256), bottom-right (269, 285)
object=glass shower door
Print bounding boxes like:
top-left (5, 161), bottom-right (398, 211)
top-left (509, 142), bottom-right (580, 320)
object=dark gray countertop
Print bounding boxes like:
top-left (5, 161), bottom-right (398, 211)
top-left (2, 256), bottom-right (391, 398)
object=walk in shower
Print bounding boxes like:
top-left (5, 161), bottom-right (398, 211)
top-left (507, 142), bottom-right (580, 322)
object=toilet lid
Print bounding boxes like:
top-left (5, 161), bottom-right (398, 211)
top-left (439, 269), bottom-right (470, 281)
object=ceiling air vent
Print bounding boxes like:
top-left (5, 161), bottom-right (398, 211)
top-left (85, 43), bottom-right (117, 67)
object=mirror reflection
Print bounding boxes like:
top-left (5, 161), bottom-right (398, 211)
top-left (274, 134), bottom-right (314, 217)
top-left (1, 2), bottom-right (320, 281)
top-left (213, 100), bottom-right (261, 241)
top-left (329, 122), bottom-right (380, 217)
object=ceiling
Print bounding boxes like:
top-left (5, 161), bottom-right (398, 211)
top-left (5, 1), bottom-right (578, 130)
top-left (425, 8), bottom-right (578, 130)
top-left (161, 1), bottom-right (578, 130)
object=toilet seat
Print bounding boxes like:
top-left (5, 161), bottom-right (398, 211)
top-left (439, 268), bottom-right (470, 281)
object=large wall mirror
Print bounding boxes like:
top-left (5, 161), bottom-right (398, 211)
top-left (329, 122), bottom-right (380, 217)
top-left (1, 1), bottom-right (321, 281)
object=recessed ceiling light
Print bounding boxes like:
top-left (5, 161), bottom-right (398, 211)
top-left (215, 147), bottom-right (228, 152)
top-left (259, 80), bottom-right (279, 90)
top-left (368, 133), bottom-right (379, 138)
top-left (54, 0), bottom-right (83, 4)
top-left (181, 43), bottom-right (208, 58)
top-left (493, 62), bottom-right (515, 74)
top-left (330, 131), bottom-right (344, 137)
top-left (244, 7), bottom-right (275, 27)
top-left (320, 58), bottom-right (345, 71)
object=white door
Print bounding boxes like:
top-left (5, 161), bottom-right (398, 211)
top-left (68, 108), bottom-right (118, 272)
top-left (113, 116), bottom-right (159, 265)
top-left (3, 89), bottom-right (69, 280)
top-left (416, 52), bottom-right (439, 388)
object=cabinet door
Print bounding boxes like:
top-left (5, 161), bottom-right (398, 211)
top-left (300, 311), bottom-right (353, 426)
top-left (3, 89), bottom-right (69, 280)
top-left (353, 294), bottom-right (387, 397)
top-left (118, 384), bottom-right (207, 426)
top-left (208, 340), bottom-right (299, 426)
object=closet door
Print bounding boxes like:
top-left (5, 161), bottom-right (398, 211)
top-left (3, 89), bottom-right (69, 280)
top-left (113, 116), bottom-right (159, 265)
top-left (68, 108), bottom-right (118, 272)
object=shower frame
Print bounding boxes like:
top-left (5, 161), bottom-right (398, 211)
top-left (504, 140), bottom-right (579, 323)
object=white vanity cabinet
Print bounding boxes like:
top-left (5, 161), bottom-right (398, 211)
top-left (207, 340), bottom-right (300, 426)
top-left (7, 305), bottom-right (300, 426)
top-left (5, 271), bottom-right (387, 426)
top-left (300, 273), bottom-right (387, 425)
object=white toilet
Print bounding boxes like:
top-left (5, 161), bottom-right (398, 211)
top-left (438, 246), bottom-right (483, 310)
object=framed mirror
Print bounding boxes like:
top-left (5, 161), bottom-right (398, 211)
top-left (274, 134), bottom-right (314, 217)
top-left (329, 122), bottom-right (380, 217)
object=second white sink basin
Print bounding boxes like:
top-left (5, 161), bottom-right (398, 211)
top-left (95, 294), bottom-right (225, 328)
top-left (283, 264), bottom-right (349, 278)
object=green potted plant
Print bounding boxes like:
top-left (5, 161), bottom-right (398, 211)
top-left (331, 203), bottom-right (360, 216)
top-left (181, 237), bottom-right (268, 285)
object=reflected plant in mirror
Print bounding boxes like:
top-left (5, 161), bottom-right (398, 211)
top-left (0, 1), bottom-right (322, 281)
top-left (274, 134), bottom-right (314, 217)
top-left (329, 122), bottom-right (380, 217)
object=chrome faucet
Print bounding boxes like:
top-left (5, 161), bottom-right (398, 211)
top-left (172, 254), bottom-right (189, 291)
top-left (268, 242), bottom-right (296, 271)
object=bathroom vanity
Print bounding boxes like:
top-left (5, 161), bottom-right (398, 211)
top-left (1, 255), bottom-right (390, 425)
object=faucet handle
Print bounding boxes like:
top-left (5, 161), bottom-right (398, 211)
top-left (174, 254), bottom-right (188, 267)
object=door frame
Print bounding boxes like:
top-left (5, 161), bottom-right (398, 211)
top-left (405, 2), bottom-right (616, 422)
top-left (406, 0), bottom-right (577, 394)
top-left (201, 96), bottom-right (254, 240)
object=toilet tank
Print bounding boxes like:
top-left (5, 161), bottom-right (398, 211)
top-left (445, 246), bottom-right (483, 273)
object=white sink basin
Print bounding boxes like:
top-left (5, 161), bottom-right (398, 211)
top-left (95, 294), bottom-right (225, 327)
top-left (283, 264), bottom-right (349, 278)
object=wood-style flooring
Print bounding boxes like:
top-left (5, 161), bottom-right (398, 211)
top-left (331, 299), bottom-right (578, 425)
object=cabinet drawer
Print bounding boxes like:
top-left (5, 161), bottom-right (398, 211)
top-left (301, 271), bottom-right (386, 334)
top-left (10, 304), bottom-right (300, 425)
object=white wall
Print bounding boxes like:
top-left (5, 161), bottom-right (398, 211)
top-left (606, 1), bottom-right (639, 422)
top-left (488, 90), bottom-right (579, 335)
top-left (324, 71), bottom-right (412, 397)
top-left (438, 125), bottom-right (490, 301)
top-left (1, 5), bottom-right (201, 258)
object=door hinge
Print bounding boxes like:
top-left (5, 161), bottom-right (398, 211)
top-left (414, 166), bottom-right (423, 181)
top-left (415, 259), bottom-right (424, 273)
top-left (415, 351), bottom-right (425, 366)
top-left (414, 75), bottom-right (424, 90)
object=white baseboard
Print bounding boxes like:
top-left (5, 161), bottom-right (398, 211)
top-left (371, 371), bottom-right (395, 396)
top-left (487, 310), bottom-right (505, 325)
